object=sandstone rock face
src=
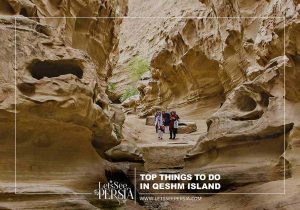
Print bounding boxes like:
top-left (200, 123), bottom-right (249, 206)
top-left (145, 116), bottom-right (155, 126)
top-left (140, 143), bottom-right (194, 171)
top-left (121, 94), bottom-right (139, 109)
top-left (177, 1), bottom-right (300, 209)
top-left (0, 0), bottom-right (129, 209)
top-left (1, 0), bottom-right (300, 209)
top-left (35, 0), bottom-right (127, 81)
top-left (113, 0), bottom-right (298, 117)
top-left (177, 122), bottom-right (197, 134)
top-left (108, 0), bottom-right (204, 103)
top-left (114, 0), bottom-right (300, 209)
top-left (105, 141), bottom-right (143, 162)
top-left (1, 0), bottom-right (128, 92)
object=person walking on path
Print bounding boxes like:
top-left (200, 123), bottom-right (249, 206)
top-left (155, 111), bottom-right (164, 140)
top-left (163, 111), bottom-right (171, 134)
top-left (154, 111), bottom-right (160, 133)
top-left (169, 111), bottom-right (179, 139)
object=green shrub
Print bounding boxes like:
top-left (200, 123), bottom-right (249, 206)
top-left (120, 86), bottom-right (138, 102)
top-left (127, 56), bottom-right (150, 81)
top-left (108, 82), bottom-right (117, 92)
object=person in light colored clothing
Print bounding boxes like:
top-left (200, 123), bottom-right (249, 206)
top-left (155, 111), bottom-right (164, 140)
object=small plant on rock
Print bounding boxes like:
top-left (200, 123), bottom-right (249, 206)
top-left (108, 82), bottom-right (117, 92)
top-left (127, 56), bottom-right (150, 81)
top-left (120, 86), bottom-right (139, 102)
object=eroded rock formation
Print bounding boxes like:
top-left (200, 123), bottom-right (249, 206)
top-left (108, 0), bottom-right (205, 104)
top-left (109, 0), bottom-right (300, 209)
top-left (0, 0), bottom-right (129, 209)
top-left (1, 0), bottom-right (300, 209)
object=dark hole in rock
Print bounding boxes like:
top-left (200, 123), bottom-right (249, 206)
top-left (96, 100), bottom-right (107, 109)
top-left (20, 8), bottom-right (28, 17)
top-left (292, 55), bottom-right (300, 62)
top-left (91, 139), bottom-right (101, 148)
top-left (178, 122), bottom-right (187, 126)
top-left (96, 99), bottom-right (108, 109)
top-left (206, 119), bottom-right (213, 132)
top-left (17, 83), bottom-right (35, 95)
top-left (29, 60), bottom-right (83, 80)
top-left (111, 98), bottom-right (122, 104)
top-left (267, 61), bottom-right (278, 69)
top-left (260, 92), bottom-right (270, 107)
top-left (92, 92), bottom-right (97, 104)
top-left (236, 95), bottom-right (256, 111)
top-left (232, 112), bottom-right (263, 121)
top-left (35, 24), bottom-right (51, 36)
top-left (246, 38), bottom-right (254, 43)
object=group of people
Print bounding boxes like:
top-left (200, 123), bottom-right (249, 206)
top-left (154, 111), bottom-right (180, 140)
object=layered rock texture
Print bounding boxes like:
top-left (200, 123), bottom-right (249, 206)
top-left (1, 0), bottom-right (300, 209)
top-left (108, 0), bottom-right (205, 104)
top-left (110, 0), bottom-right (300, 209)
top-left (0, 0), bottom-right (129, 209)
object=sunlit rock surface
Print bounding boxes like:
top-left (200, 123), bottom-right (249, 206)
top-left (0, 0), bottom-right (129, 209)
top-left (1, 0), bottom-right (300, 209)
top-left (110, 0), bottom-right (300, 209)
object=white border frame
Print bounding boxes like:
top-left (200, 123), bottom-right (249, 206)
top-left (9, 15), bottom-right (286, 196)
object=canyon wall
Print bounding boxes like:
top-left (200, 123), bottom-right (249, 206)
top-left (0, 0), bottom-right (129, 209)
top-left (183, 2), bottom-right (300, 209)
top-left (1, 0), bottom-right (300, 209)
top-left (108, 0), bottom-right (205, 104)
top-left (111, 0), bottom-right (299, 116)
top-left (111, 0), bottom-right (300, 209)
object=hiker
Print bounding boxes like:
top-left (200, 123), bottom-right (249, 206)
top-left (169, 111), bottom-right (179, 139)
top-left (154, 111), bottom-right (160, 133)
top-left (155, 111), bottom-right (164, 140)
top-left (163, 111), bottom-right (171, 134)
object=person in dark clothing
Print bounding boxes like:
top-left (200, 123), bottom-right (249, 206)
top-left (169, 111), bottom-right (179, 139)
top-left (163, 111), bottom-right (171, 134)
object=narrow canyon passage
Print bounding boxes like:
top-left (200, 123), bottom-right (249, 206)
top-left (120, 99), bottom-right (221, 170)
top-left (0, 0), bottom-right (300, 209)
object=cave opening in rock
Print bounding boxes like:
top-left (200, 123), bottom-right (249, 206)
top-left (236, 95), bottom-right (257, 111)
top-left (96, 100), bottom-right (108, 110)
top-left (20, 8), bottom-right (28, 17)
top-left (232, 112), bottom-right (263, 121)
top-left (206, 119), bottom-right (213, 132)
top-left (260, 92), bottom-right (270, 107)
top-left (17, 83), bottom-right (35, 95)
top-left (29, 60), bottom-right (83, 80)
top-left (111, 98), bottom-right (122, 104)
